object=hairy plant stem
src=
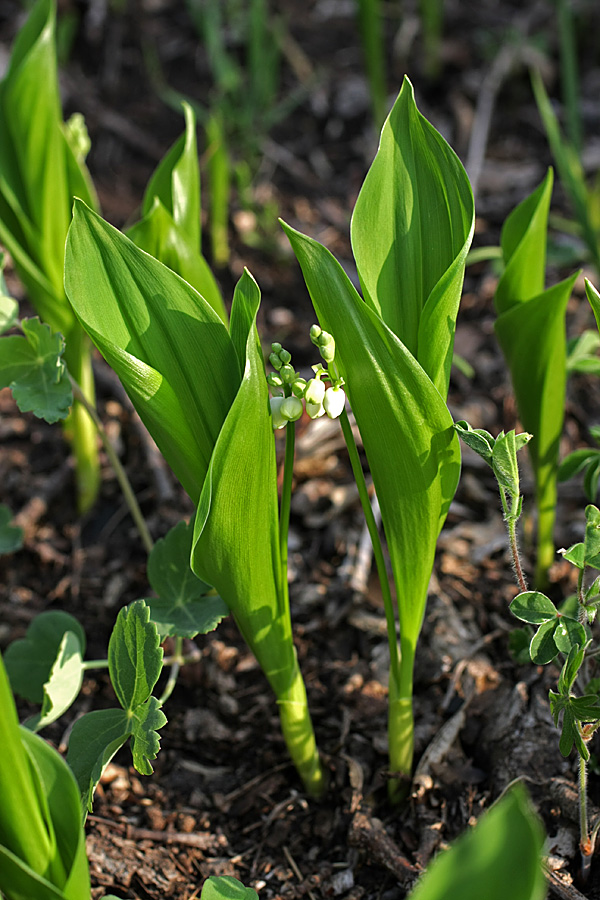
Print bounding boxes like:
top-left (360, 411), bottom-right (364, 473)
top-left (338, 408), bottom-right (407, 800)
top-left (276, 418), bottom-right (325, 798)
top-left (579, 750), bottom-right (593, 881)
top-left (70, 376), bottom-right (154, 555)
top-left (500, 487), bottom-right (527, 593)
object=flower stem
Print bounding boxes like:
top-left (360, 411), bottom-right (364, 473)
top-left (279, 420), bottom-right (296, 593)
top-left (500, 487), bottom-right (527, 593)
top-left (69, 376), bottom-right (154, 555)
top-left (158, 636), bottom-right (183, 707)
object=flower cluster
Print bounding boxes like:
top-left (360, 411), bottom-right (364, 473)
top-left (267, 327), bottom-right (346, 430)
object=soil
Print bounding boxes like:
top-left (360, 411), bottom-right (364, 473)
top-left (2, 0), bottom-right (600, 898)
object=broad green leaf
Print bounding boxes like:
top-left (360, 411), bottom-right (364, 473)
top-left (351, 77), bottom-right (474, 397)
top-left (281, 223), bottom-right (461, 655)
top-left (0, 294), bottom-right (18, 333)
top-left (126, 198), bottom-right (227, 323)
top-left (27, 631), bottom-right (84, 732)
top-left (108, 601), bottom-right (163, 712)
top-left (586, 278), bottom-right (600, 333)
top-left (409, 786), bottom-right (545, 900)
top-left (529, 618), bottom-right (559, 664)
top-left (559, 645), bottom-right (586, 694)
top-left (4, 611), bottom-right (85, 703)
top-left (509, 591), bottom-right (557, 624)
top-left (201, 876), bottom-right (259, 900)
top-left (65, 201), bottom-right (239, 505)
top-left (0, 316), bottom-right (73, 422)
top-left (0, 503), bottom-right (23, 554)
top-left (145, 519), bottom-right (228, 638)
top-left (129, 696), bottom-right (167, 776)
top-left (66, 709), bottom-right (130, 814)
top-left (561, 542), bottom-right (585, 569)
top-left (192, 270), bottom-right (295, 697)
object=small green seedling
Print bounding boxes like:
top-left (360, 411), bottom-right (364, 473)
top-left (458, 420), bottom-right (600, 880)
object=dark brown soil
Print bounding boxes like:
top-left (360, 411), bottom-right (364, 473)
top-left (2, 1), bottom-right (600, 898)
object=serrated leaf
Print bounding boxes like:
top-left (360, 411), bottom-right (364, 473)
top-left (0, 293), bottom-right (18, 333)
top-left (129, 696), bottom-right (167, 776)
top-left (509, 591), bottom-right (558, 624)
top-left (145, 519), bottom-right (228, 638)
top-left (26, 630), bottom-right (84, 732)
top-left (408, 785), bottom-right (546, 900)
top-left (4, 610), bottom-right (86, 703)
top-left (0, 316), bottom-right (72, 422)
top-left (529, 618), bottom-right (559, 664)
top-left (108, 600), bottom-right (163, 712)
top-left (66, 708), bottom-right (130, 814)
top-left (0, 502), bottom-right (24, 554)
top-left (201, 876), bottom-right (259, 900)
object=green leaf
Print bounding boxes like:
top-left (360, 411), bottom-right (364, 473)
top-left (529, 618), bottom-right (559, 664)
top-left (491, 430), bottom-right (531, 497)
top-left (580, 504), bottom-right (600, 568)
top-left (562, 541), bottom-right (587, 569)
top-left (570, 695), bottom-right (600, 722)
top-left (558, 448), bottom-right (600, 483)
top-left (129, 696), bottom-right (167, 776)
top-left (145, 520), bottom-right (228, 638)
top-left (453, 420), bottom-right (495, 463)
top-left (553, 616), bottom-right (587, 654)
top-left (509, 591), bottom-right (558, 624)
top-left (559, 645), bottom-right (587, 694)
top-left (409, 785), bottom-right (546, 900)
top-left (4, 610), bottom-right (85, 703)
top-left (0, 316), bottom-right (73, 422)
top-left (0, 293), bottom-right (19, 333)
top-left (26, 630), bottom-right (84, 732)
top-left (0, 503), bottom-right (24, 554)
top-left (586, 278), bottom-right (600, 334)
top-left (350, 77), bottom-right (474, 397)
top-left (508, 627), bottom-right (533, 664)
top-left (66, 709), bottom-right (130, 814)
top-left (192, 270), bottom-right (295, 698)
top-left (566, 329), bottom-right (600, 374)
top-left (280, 221), bottom-right (461, 657)
top-left (201, 876), bottom-right (259, 900)
top-left (65, 201), bottom-right (239, 505)
top-left (108, 600), bottom-right (163, 712)
top-left (583, 459), bottom-right (600, 502)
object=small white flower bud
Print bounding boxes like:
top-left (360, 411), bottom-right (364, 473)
top-left (323, 385), bottom-right (346, 419)
top-left (270, 396), bottom-right (287, 429)
top-left (309, 324), bottom-right (322, 343)
top-left (305, 377), bottom-right (325, 405)
top-left (281, 396), bottom-right (303, 422)
top-left (291, 378), bottom-right (307, 398)
top-left (306, 401), bottom-right (325, 419)
top-left (280, 364), bottom-right (296, 384)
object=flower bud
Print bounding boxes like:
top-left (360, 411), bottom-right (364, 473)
top-left (309, 324), bottom-right (322, 343)
top-left (269, 396), bottom-right (287, 429)
top-left (306, 401), bottom-right (325, 419)
top-left (279, 349), bottom-right (292, 365)
top-left (280, 396), bottom-right (303, 422)
top-left (291, 377), bottom-right (307, 398)
top-left (280, 364), bottom-right (296, 384)
top-left (323, 385), bottom-right (346, 419)
top-left (271, 342), bottom-right (282, 354)
top-left (318, 332), bottom-right (336, 363)
top-left (267, 372), bottom-right (283, 388)
top-left (269, 352), bottom-right (282, 371)
top-left (305, 377), bottom-right (325, 406)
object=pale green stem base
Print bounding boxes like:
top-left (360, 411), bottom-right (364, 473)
top-left (535, 477), bottom-right (557, 590)
top-left (277, 654), bottom-right (326, 799)
top-left (64, 330), bottom-right (100, 515)
top-left (388, 637), bottom-right (415, 803)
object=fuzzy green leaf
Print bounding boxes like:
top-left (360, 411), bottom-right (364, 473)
top-left (453, 420), bottom-right (495, 462)
top-left (0, 316), bottom-right (73, 422)
top-left (4, 611), bottom-right (85, 704)
top-left (145, 520), bottom-right (228, 638)
top-left (0, 503), bottom-right (23, 554)
top-left (409, 785), bottom-right (546, 900)
top-left (509, 591), bottom-right (558, 624)
top-left (65, 201), bottom-right (239, 505)
top-left (351, 77), bottom-right (474, 397)
top-left (108, 601), bottom-right (163, 712)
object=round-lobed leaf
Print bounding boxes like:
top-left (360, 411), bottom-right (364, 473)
top-left (509, 591), bottom-right (558, 624)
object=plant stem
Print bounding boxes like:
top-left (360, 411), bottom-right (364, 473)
top-left (64, 329), bottom-right (100, 514)
top-left (279, 420), bottom-right (296, 591)
top-left (338, 409), bottom-right (400, 687)
top-left (69, 376), bottom-right (154, 555)
top-left (535, 479), bottom-right (556, 590)
top-left (579, 750), bottom-right (593, 881)
top-left (500, 487), bottom-right (528, 593)
top-left (158, 636), bottom-right (183, 707)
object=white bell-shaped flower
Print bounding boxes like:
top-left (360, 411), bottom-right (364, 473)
top-left (323, 385), bottom-right (346, 419)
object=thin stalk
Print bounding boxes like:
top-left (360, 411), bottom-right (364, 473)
top-left (276, 418), bottom-right (326, 798)
top-left (158, 636), bottom-right (183, 707)
top-left (338, 409), bottom-right (400, 687)
top-left (64, 328), bottom-right (100, 514)
top-left (355, 0), bottom-right (387, 129)
top-left (69, 376), bottom-right (154, 555)
top-left (500, 487), bottom-right (528, 593)
top-left (535, 474), bottom-right (557, 589)
top-left (556, 0), bottom-right (582, 155)
top-left (579, 751), bottom-right (593, 881)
